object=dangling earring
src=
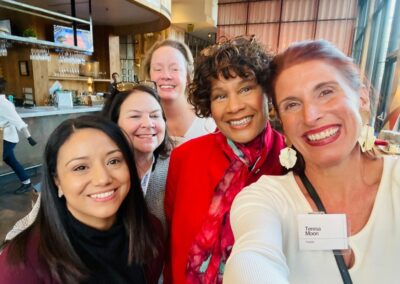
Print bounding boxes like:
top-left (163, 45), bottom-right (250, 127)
top-left (58, 189), bottom-right (64, 198)
top-left (279, 138), bottom-right (297, 169)
top-left (358, 124), bottom-right (376, 152)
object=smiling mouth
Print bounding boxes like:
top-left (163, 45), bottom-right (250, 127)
top-left (306, 127), bottom-right (339, 141)
top-left (159, 85), bottom-right (175, 89)
top-left (89, 189), bottom-right (115, 199)
top-left (229, 116), bottom-right (252, 127)
top-left (136, 134), bottom-right (156, 138)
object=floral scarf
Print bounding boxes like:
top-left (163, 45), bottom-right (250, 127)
top-left (186, 123), bottom-right (284, 283)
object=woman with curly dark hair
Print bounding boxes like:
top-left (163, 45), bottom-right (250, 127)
top-left (164, 36), bottom-right (285, 284)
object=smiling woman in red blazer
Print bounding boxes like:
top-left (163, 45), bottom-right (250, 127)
top-left (164, 36), bottom-right (285, 284)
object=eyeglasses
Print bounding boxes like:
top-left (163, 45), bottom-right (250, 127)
top-left (201, 34), bottom-right (256, 56)
top-left (115, 80), bottom-right (157, 92)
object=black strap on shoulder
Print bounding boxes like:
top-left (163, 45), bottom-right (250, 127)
top-left (299, 172), bottom-right (353, 284)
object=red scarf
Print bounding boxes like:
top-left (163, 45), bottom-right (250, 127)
top-left (186, 123), bottom-right (284, 283)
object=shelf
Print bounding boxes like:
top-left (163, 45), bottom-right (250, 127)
top-left (48, 76), bottom-right (110, 82)
top-left (0, 34), bottom-right (93, 54)
top-left (0, 0), bottom-right (93, 54)
top-left (0, 0), bottom-right (91, 25)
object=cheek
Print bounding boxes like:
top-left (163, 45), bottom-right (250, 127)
top-left (156, 122), bottom-right (166, 138)
top-left (59, 178), bottom-right (85, 195)
top-left (210, 103), bottom-right (221, 120)
top-left (119, 119), bottom-right (138, 133)
top-left (280, 115), bottom-right (297, 135)
top-left (120, 168), bottom-right (131, 186)
top-left (177, 72), bottom-right (188, 85)
top-left (149, 71), bottom-right (158, 81)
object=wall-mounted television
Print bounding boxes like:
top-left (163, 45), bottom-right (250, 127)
top-left (53, 25), bottom-right (93, 51)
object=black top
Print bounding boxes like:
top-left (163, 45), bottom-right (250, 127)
top-left (66, 212), bottom-right (146, 284)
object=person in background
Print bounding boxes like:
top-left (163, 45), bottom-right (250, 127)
top-left (142, 39), bottom-right (216, 145)
top-left (0, 79), bottom-right (37, 194)
top-left (164, 36), bottom-right (285, 284)
top-left (102, 83), bottom-right (173, 234)
top-left (224, 40), bottom-right (400, 284)
top-left (108, 72), bottom-right (120, 94)
top-left (0, 115), bottom-right (164, 284)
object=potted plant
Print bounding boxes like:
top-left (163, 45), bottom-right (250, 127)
top-left (22, 28), bottom-right (37, 39)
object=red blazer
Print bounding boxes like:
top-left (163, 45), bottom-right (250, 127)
top-left (164, 128), bottom-right (284, 284)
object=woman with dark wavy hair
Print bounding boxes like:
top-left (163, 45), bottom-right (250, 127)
top-left (0, 115), bottom-right (163, 283)
top-left (164, 36), bottom-right (285, 284)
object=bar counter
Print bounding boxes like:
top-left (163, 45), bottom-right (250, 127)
top-left (0, 106), bottom-right (102, 176)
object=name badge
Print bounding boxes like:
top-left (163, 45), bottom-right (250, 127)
top-left (297, 213), bottom-right (348, 250)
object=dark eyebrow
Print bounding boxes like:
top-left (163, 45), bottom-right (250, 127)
top-left (125, 109), bottom-right (162, 114)
top-left (314, 81), bottom-right (338, 91)
top-left (277, 96), bottom-right (299, 109)
top-left (211, 77), bottom-right (256, 92)
top-left (65, 149), bottom-right (121, 166)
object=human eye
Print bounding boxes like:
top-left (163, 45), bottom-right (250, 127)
top-left (320, 88), bottom-right (334, 97)
top-left (107, 157), bottom-right (124, 166)
top-left (211, 93), bottom-right (226, 101)
top-left (72, 164), bottom-right (88, 172)
top-left (150, 113), bottom-right (161, 118)
top-left (279, 100), bottom-right (301, 112)
top-left (151, 66), bottom-right (162, 72)
top-left (239, 86), bottom-right (252, 94)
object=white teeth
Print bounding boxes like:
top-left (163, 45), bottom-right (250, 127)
top-left (230, 116), bottom-right (252, 126)
top-left (159, 85), bottom-right (174, 89)
top-left (90, 190), bottom-right (114, 199)
top-left (307, 127), bottom-right (339, 141)
top-left (137, 134), bottom-right (154, 138)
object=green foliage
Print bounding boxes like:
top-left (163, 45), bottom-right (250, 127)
top-left (22, 28), bottom-right (37, 38)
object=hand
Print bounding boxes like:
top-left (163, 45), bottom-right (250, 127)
top-left (27, 137), bottom-right (37, 146)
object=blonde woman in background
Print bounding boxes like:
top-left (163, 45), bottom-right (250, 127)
top-left (142, 39), bottom-right (216, 145)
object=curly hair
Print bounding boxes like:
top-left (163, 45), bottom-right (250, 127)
top-left (188, 36), bottom-right (274, 118)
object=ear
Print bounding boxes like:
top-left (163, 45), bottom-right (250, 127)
top-left (54, 176), bottom-right (64, 197)
top-left (54, 175), bottom-right (60, 187)
top-left (359, 84), bottom-right (370, 113)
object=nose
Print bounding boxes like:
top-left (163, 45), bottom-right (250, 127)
top-left (302, 102), bottom-right (322, 125)
top-left (141, 115), bottom-right (155, 128)
top-left (226, 94), bottom-right (245, 113)
top-left (92, 163), bottom-right (112, 186)
top-left (160, 69), bottom-right (172, 79)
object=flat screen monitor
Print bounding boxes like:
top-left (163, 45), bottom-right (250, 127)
top-left (53, 25), bottom-right (93, 51)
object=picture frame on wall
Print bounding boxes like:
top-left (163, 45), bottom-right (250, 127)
top-left (19, 61), bottom-right (29, 76)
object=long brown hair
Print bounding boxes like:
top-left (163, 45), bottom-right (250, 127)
top-left (2, 115), bottom-right (160, 283)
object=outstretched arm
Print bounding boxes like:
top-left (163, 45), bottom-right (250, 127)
top-left (224, 178), bottom-right (290, 284)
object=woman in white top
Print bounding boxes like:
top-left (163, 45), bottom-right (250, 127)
top-left (224, 40), bottom-right (400, 284)
top-left (142, 39), bottom-right (216, 145)
top-left (0, 79), bottom-right (37, 194)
